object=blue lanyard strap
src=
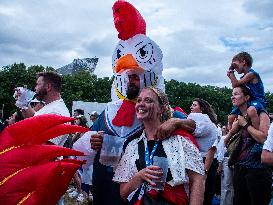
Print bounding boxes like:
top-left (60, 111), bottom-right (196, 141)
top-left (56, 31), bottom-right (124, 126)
top-left (145, 141), bottom-right (159, 166)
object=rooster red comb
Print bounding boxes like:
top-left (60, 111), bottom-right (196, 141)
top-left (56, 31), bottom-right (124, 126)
top-left (0, 114), bottom-right (89, 205)
top-left (113, 0), bottom-right (146, 40)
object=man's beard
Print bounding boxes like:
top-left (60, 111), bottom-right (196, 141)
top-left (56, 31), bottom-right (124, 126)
top-left (35, 88), bottom-right (47, 101)
top-left (126, 85), bottom-right (140, 100)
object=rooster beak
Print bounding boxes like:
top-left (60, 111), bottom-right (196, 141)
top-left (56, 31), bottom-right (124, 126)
top-left (114, 54), bottom-right (144, 74)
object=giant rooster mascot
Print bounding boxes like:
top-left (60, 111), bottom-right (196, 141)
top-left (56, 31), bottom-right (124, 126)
top-left (89, 1), bottom-right (169, 204)
top-left (104, 0), bottom-right (165, 140)
top-left (0, 114), bottom-right (89, 205)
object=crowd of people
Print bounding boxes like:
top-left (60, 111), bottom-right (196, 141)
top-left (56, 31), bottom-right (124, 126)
top-left (0, 50), bottom-right (272, 205)
top-left (0, 0), bottom-right (272, 204)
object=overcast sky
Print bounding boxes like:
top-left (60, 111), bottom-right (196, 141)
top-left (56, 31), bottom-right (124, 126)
top-left (0, 0), bottom-right (272, 92)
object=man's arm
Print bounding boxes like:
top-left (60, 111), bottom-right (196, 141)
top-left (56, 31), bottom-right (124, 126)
top-left (227, 71), bottom-right (255, 88)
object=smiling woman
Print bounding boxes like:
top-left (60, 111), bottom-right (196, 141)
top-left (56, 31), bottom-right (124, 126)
top-left (113, 87), bottom-right (205, 205)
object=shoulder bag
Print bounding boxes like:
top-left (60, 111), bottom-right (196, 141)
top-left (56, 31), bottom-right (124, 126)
top-left (227, 129), bottom-right (243, 166)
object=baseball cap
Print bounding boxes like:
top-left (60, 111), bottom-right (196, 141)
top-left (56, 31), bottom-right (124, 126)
top-left (89, 111), bottom-right (98, 116)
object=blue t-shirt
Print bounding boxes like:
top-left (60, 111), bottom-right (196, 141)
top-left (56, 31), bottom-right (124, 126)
top-left (230, 68), bottom-right (267, 115)
top-left (243, 69), bottom-right (266, 105)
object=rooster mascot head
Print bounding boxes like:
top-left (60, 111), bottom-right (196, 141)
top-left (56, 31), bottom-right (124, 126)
top-left (103, 0), bottom-right (165, 139)
top-left (111, 0), bottom-right (165, 101)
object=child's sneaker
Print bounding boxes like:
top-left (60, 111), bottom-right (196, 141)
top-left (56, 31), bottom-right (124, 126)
top-left (67, 187), bottom-right (76, 193)
top-left (68, 190), bottom-right (78, 198)
top-left (76, 193), bottom-right (86, 202)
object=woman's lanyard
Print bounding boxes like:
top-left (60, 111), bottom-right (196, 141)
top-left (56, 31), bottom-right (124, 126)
top-left (145, 141), bottom-right (159, 166)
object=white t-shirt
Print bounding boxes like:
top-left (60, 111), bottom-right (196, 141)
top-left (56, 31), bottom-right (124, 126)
top-left (34, 99), bottom-right (70, 146)
top-left (263, 123), bottom-right (273, 152)
top-left (216, 136), bottom-right (227, 162)
top-left (187, 113), bottom-right (218, 157)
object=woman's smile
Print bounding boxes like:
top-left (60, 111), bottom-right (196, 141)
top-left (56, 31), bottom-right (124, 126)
top-left (135, 89), bottom-right (161, 121)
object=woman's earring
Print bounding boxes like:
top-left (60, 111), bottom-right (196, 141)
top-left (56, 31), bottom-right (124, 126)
top-left (160, 113), bottom-right (163, 122)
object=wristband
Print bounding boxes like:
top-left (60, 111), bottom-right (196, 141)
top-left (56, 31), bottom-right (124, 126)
top-left (243, 122), bottom-right (251, 129)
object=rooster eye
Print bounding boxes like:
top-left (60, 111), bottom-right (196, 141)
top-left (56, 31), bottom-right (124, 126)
top-left (137, 46), bottom-right (148, 59)
top-left (136, 43), bottom-right (153, 63)
top-left (139, 47), bottom-right (147, 57)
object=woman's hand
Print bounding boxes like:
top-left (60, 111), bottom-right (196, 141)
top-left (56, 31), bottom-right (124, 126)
top-left (224, 120), bottom-right (240, 145)
top-left (244, 112), bottom-right (270, 143)
top-left (136, 166), bottom-right (163, 186)
top-left (237, 115), bottom-right (248, 127)
top-left (120, 165), bottom-right (163, 200)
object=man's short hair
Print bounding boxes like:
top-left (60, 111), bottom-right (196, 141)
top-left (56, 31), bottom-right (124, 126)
top-left (74, 109), bottom-right (84, 115)
top-left (36, 71), bottom-right (62, 92)
top-left (232, 52), bottom-right (253, 68)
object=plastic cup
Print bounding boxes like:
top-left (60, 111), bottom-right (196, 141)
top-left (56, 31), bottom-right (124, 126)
top-left (152, 156), bottom-right (168, 190)
top-left (13, 87), bottom-right (35, 108)
top-left (99, 134), bottom-right (126, 167)
top-left (73, 131), bottom-right (97, 164)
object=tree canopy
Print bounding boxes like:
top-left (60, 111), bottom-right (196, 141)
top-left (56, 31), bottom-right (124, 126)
top-left (1, 63), bottom-right (272, 125)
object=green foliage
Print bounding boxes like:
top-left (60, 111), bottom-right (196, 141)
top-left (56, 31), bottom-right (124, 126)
top-left (266, 92), bottom-right (273, 114)
top-left (61, 71), bottom-right (112, 109)
top-left (0, 63), bottom-right (272, 125)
